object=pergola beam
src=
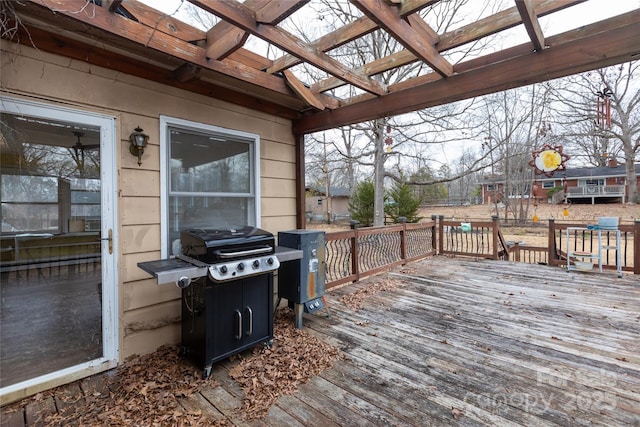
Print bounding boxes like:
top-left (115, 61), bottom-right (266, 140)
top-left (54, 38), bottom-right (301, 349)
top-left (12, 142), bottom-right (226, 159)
top-left (266, 0), bottom-right (438, 74)
top-left (32, 0), bottom-right (295, 97)
top-left (293, 12), bottom-right (640, 133)
top-left (205, 0), bottom-right (307, 61)
top-left (190, 0), bottom-right (387, 96)
top-left (516, 0), bottom-right (545, 52)
top-left (350, 0), bottom-right (452, 77)
top-left (309, 0), bottom-right (584, 95)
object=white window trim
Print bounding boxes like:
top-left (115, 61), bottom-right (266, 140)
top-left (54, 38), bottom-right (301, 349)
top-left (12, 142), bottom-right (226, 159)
top-left (159, 115), bottom-right (261, 259)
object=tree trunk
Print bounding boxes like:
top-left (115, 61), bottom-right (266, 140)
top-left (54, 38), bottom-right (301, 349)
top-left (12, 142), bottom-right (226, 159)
top-left (624, 156), bottom-right (638, 204)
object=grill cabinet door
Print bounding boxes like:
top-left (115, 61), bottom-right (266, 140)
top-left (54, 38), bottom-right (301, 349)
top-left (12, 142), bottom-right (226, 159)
top-left (207, 281), bottom-right (245, 360)
top-left (182, 273), bottom-right (274, 378)
top-left (241, 274), bottom-right (274, 347)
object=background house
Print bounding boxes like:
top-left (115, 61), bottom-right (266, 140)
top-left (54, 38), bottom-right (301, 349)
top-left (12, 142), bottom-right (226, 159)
top-left (533, 160), bottom-right (640, 204)
top-left (477, 161), bottom-right (640, 205)
top-left (477, 174), bottom-right (506, 205)
top-left (305, 185), bottom-right (351, 222)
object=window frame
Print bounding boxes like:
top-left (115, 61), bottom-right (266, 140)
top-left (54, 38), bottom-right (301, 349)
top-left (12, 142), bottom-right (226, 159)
top-left (159, 116), bottom-right (261, 258)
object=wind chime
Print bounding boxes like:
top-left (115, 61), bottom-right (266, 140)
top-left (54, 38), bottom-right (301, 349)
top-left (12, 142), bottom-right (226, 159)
top-left (385, 124), bottom-right (392, 153)
top-left (596, 88), bottom-right (612, 129)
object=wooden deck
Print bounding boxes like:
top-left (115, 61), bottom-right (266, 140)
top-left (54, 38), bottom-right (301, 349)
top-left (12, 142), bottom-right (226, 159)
top-left (2, 257), bottom-right (639, 426)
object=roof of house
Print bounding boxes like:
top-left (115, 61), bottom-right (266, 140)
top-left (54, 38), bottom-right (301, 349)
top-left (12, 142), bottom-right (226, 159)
top-left (535, 164), bottom-right (640, 180)
top-left (306, 185), bottom-right (351, 197)
top-left (477, 164), bottom-right (640, 185)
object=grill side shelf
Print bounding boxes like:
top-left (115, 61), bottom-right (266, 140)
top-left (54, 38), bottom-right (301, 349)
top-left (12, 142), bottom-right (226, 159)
top-left (275, 246), bottom-right (303, 262)
top-left (138, 247), bottom-right (302, 286)
top-left (138, 258), bottom-right (208, 285)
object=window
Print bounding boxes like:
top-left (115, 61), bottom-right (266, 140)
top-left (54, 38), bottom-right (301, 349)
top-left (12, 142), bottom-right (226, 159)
top-left (579, 179), bottom-right (604, 186)
top-left (542, 181), bottom-right (555, 189)
top-left (160, 116), bottom-right (260, 257)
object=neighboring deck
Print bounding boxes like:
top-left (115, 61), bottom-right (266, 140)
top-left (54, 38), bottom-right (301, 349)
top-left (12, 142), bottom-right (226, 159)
top-left (3, 257), bottom-right (639, 426)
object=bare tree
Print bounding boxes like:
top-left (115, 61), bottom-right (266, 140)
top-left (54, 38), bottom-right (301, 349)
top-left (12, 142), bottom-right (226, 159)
top-left (298, 0), bottom-right (500, 226)
top-left (475, 84), bottom-right (554, 223)
top-left (549, 61), bottom-right (639, 203)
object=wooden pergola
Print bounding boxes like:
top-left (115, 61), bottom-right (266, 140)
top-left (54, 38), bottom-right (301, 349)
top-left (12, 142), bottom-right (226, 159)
top-left (5, 0), bottom-right (640, 225)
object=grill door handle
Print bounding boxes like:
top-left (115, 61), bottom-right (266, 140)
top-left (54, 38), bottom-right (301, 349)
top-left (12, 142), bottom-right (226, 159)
top-left (245, 307), bottom-right (253, 336)
top-left (215, 246), bottom-right (272, 259)
top-left (234, 310), bottom-right (242, 340)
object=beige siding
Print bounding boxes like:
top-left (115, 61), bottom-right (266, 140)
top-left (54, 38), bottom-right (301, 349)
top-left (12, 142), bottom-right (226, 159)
top-left (262, 197), bottom-right (297, 217)
top-left (262, 178), bottom-right (297, 198)
top-left (263, 216), bottom-right (297, 233)
top-left (121, 252), bottom-right (161, 283)
top-left (122, 280), bottom-right (181, 312)
top-left (121, 197), bottom-right (161, 226)
top-left (124, 325), bottom-right (181, 360)
top-left (1, 43), bottom-right (297, 360)
top-left (262, 158), bottom-right (296, 179)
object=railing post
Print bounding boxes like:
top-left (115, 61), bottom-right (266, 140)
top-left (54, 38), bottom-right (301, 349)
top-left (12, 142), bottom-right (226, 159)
top-left (491, 215), bottom-right (499, 260)
top-left (431, 215), bottom-right (438, 254)
top-left (548, 218), bottom-right (557, 266)
top-left (349, 222), bottom-right (360, 282)
top-left (438, 215), bottom-right (444, 255)
top-left (634, 220), bottom-right (640, 275)
top-left (398, 216), bottom-right (407, 262)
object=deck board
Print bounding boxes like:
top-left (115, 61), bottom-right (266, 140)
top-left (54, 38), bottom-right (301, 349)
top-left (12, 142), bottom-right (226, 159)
top-left (2, 257), bottom-right (639, 426)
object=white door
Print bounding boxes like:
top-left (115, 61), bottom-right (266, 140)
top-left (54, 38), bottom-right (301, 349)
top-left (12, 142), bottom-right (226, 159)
top-left (0, 97), bottom-right (118, 402)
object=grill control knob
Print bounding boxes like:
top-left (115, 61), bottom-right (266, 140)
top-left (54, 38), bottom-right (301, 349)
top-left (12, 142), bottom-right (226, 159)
top-left (219, 265), bottom-right (228, 274)
top-left (252, 260), bottom-right (260, 269)
top-left (266, 257), bottom-right (274, 266)
top-left (237, 262), bottom-right (245, 271)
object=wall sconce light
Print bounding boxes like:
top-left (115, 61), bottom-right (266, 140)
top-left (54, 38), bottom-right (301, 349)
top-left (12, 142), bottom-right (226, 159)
top-left (129, 126), bottom-right (149, 166)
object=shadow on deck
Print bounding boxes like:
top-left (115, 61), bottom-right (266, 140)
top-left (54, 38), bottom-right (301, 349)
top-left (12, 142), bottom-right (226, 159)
top-left (2, 257), bottom-right (639, 426)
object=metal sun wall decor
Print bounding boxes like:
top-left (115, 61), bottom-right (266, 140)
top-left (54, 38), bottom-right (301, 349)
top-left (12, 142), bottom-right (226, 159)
top-left (529, 143), bottom-right (570, 178)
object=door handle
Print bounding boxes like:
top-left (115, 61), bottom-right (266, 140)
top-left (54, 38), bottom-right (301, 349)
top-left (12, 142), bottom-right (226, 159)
top-left (234, 309), bottom-right (243, 340)
top-left (100, 229), bottom-right (113, 254)
top-left (245, 306), bottom-right (253, 336)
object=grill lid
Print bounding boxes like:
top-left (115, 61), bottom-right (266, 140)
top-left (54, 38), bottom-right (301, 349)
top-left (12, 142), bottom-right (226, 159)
top-left (181, 227), bottom-right (275, 263)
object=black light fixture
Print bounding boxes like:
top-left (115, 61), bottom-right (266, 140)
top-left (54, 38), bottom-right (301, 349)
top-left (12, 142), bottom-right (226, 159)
top-left (129, 126), bottom-right (149, 166)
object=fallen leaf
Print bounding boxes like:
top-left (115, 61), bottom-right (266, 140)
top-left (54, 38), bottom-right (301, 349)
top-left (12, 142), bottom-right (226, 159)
top-left (451, 407), bottom-right (464, 420)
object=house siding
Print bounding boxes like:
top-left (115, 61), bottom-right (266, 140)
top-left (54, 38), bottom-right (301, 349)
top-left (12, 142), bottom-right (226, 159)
top-left (1, 43), bottom-right (297, 360)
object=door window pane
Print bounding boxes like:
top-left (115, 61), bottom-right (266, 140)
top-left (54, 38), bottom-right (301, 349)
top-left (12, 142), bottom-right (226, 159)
top-left (0, 112), bottom-right (103, 387)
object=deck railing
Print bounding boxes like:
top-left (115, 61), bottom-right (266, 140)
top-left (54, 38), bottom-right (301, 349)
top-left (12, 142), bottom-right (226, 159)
top-left (324, 220), bottom-right (436, 289)
top-left (323, 217), bottom-right (638, 289)
top-left (547, 219), bottom-right (639, 274)
top-left (437, 215), bottom-right (510, 261)
top-left (508, 243), bottom-right (549, 265)
top-left (566, 185), bottom-right (625, 197)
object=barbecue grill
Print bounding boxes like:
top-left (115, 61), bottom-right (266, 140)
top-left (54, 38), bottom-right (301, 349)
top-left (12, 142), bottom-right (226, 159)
top-left (139, 226), bottom-right (301, 379)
